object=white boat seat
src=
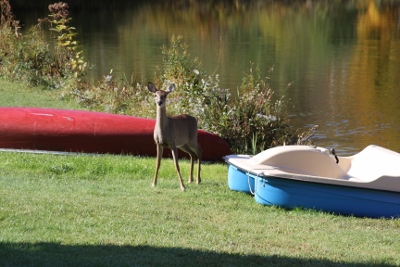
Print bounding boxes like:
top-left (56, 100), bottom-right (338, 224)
top-left (249, 145), bottom-right (349, 179)
top-left (347, 145), bottom-right (400, 182)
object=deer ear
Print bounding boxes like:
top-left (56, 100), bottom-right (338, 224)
top-left (147, 82), bottom-right (157, 93)
top-left (166, 83), bottom-right (175, 93)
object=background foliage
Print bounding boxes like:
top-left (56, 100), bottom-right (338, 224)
top-left (0, 0), bottom-right (314, 154)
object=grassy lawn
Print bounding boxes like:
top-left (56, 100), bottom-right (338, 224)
top-left (0, 79), bottom-right (81, 109)
top-left (0, 80), bottom-right (399, 266)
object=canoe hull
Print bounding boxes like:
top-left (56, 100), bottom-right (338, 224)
top-left (0, 107), bottom-right (232, 161)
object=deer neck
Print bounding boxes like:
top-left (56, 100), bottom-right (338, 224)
top-left (155, 105), bottom-right (171, 134)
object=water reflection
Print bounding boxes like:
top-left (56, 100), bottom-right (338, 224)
top-left (11, 0), bottom-right (400, 155)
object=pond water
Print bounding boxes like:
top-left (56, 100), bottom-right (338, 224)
top-left (13, 0), bottom-right (400, 155)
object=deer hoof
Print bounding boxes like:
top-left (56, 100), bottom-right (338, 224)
top-left (180, 185), bottom-right (186, 191)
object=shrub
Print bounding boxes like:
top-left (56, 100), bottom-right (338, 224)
top-left (0, 0), bottom-right (50, 86)
top-left (156, 36), bottom-right (313, 153)
top-left (0, 1), bottom-right (87, 89)
top-left (71, 70), bottom-right (152, 116)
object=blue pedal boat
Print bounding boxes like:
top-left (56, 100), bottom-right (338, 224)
top-left (224, 145), bottom-right (400, 218)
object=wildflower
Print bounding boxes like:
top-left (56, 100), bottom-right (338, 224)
top-left (256, 113), bottom-right (276, 122)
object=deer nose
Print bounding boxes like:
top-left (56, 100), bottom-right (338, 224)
top-left (157, 100), bottom-right (163, 106)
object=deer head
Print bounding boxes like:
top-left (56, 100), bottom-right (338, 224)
top-left (147, 82), bottom-right (175, 107)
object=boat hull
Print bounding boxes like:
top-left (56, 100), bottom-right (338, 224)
top-left (227, 163), bottom-right (400, 218)
top-left (0, 107), bottom-right (232, 161)
top-left (254, 175), bottom-right (400, 218)
top-left (227, 164), bottom-right (255, 194)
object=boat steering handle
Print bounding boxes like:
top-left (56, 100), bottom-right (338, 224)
top-left (330, 148), bottom-right (339, 164)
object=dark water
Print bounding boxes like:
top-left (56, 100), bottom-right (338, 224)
top-left (12, 0), bottom-right (400, 155)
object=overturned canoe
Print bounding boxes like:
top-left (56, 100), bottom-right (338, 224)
top-left (0, 107), bottom-right (232, 161)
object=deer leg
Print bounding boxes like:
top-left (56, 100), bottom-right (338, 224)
top-left (171, 147), bottom-right (186, 191)
top-left (196, 146), bottom-right (202, 184)
top-left (188, 152), bottom-right (195, 183)
top-left (152, 144), bottom-right (163, 187)
top-left (180, 144), bottom-right (194, 183)
top-left (184, 144), bottom-right (201, 185)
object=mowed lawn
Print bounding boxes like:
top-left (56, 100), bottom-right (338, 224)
top-left (0, 80), bottom-right (399, 267)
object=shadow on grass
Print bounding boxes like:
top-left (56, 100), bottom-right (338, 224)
top-left (0, 242), bottom-right (395, 267)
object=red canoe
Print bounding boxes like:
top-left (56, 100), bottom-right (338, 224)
top-left (0, 107), bottom-right (232, 161)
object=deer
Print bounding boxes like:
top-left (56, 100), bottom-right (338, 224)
top-left (147, 82), bottom-right (202, 191)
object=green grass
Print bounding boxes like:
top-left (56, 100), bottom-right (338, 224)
top-left (0, 81), bottom-right (400, 266)
top-left (0, 79), bottom-right (81, 109)
top-left (0, 152), bottom-right (399, 267)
